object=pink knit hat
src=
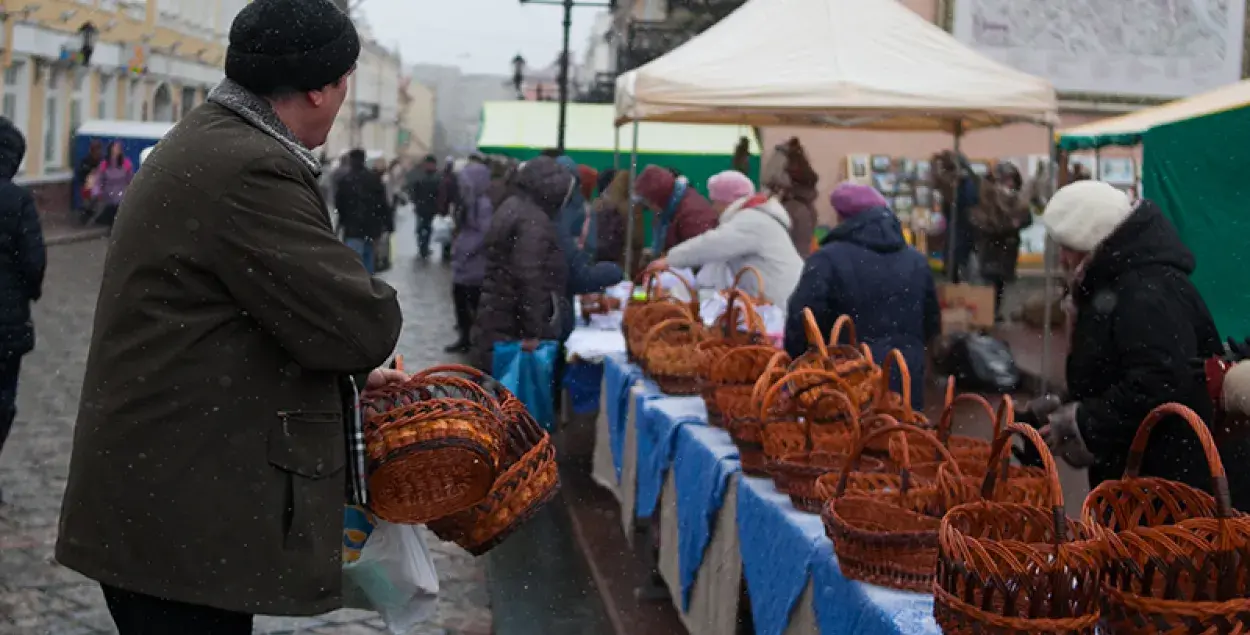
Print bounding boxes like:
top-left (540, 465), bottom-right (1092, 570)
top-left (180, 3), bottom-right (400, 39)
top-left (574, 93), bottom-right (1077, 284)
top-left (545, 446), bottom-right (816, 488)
top-left (707, 170), bottom-right (755, 204)
top-left (829, 182), bottom-right (888, 218)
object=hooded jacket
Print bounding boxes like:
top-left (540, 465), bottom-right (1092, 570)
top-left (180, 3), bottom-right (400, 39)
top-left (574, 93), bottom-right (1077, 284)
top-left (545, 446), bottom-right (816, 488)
top-left (452, 162), bottom-right (493, 285)
top-left (634, 166), bottom-right (719, 252)
top-left (781, 184), bottom-right (819, 259)
top-left (592, 170), bottom-right (628, 265)
top-left (471, 156), bottom-right (573, 371)
top-left (1064, 200), bottom-right (1244, 506)
top-left (784, 207), bottom-right (939, 409)
top-left (665, 194), bottom-right (803, 306)
top-left (0, 117), bottom-right (45, 357)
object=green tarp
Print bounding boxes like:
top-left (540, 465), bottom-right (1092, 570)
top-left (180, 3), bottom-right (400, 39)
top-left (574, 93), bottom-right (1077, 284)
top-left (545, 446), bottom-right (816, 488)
top-left (1141, 105), bottom-right (1250, 340)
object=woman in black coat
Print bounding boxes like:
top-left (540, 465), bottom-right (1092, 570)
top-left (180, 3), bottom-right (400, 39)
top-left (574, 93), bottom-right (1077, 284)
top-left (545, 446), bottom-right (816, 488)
top-left (1038, 181), bottom-right (1249, 509)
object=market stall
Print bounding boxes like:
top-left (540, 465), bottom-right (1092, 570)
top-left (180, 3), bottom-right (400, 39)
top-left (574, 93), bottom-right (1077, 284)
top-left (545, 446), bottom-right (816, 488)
top-left (1058, 79), bottom-right (1250, 340)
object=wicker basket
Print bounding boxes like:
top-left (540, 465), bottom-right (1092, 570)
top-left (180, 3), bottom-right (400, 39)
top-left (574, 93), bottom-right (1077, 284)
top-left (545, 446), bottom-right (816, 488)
top-left (822, 421), bottom-right (963, 592)
top-left (622, 270), bottom-right (698, 362)
top-left (760, 369), bottom-right (859, 460)
top-left (729, 351), bottom-right (792, 476)
top-left (362, 375), bottom-right (506, 524)
top-left (825, 315), bottom-right (884, 410)
top-left (640, 316), bottom-right (707, 395)
top-left (705, 344), bottom-right (779, 429)
top-left (761, 384), bottom-right (870, 513)
top-left (787, 310), bottom-right (878, 414)
top-left (935, 422), bottom-right (1103, 634)
top-left (863, 349), bottom-right (929, 453)
top-left (1081, 403), bottom-right (1250, 634)
top-left (412, 366), bottom-right (561, 554)
top-left (697, 289), bottom-right (772, 425)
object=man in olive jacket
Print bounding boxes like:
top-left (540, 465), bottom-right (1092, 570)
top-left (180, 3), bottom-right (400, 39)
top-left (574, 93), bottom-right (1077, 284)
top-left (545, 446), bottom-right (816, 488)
top-left (55, 0), bottom-right (403, 631)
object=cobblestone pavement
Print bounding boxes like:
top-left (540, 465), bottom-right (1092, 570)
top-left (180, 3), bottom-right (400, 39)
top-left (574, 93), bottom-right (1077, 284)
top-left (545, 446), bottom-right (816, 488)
top-left (0, 211), bottom-right (492, 634)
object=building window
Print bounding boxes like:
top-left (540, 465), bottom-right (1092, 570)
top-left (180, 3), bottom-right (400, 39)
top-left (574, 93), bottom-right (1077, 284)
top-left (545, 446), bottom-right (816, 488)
top-left (3, 61), bottom-right (26, 130)
top-left (180, 85), bottom-right (196, 118)
top-left (128, 78), bottom-right (143, 121)
top-left (44, 68), bottom-right (63, 168)
top-left (70, 68), bottom-right (87, 136)
top-left (98, 73), bottom-right (116, 119)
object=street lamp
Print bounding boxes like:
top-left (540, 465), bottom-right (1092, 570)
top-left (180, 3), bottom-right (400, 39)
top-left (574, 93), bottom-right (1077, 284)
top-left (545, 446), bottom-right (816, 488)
top-left (511, 53), bottom-right (526, 99)
top-left (519, 0), bottom-right (615, 154)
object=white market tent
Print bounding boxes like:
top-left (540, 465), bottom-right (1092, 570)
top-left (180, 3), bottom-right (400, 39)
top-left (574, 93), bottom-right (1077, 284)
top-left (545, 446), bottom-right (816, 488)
top-left (613, 0), bottom-right (1058, 132)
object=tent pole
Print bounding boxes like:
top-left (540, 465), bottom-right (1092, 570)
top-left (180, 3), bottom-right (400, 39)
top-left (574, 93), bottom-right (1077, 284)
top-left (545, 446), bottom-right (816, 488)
top-left (613, 125), bottom-right (620, 172)
top-left (624, 120), bottom-right (640, 276)
top-left (1041, 123), bottom-right (1057, 395)
top-left (1093, 147), bottom-right (1101, 180)
top-left (948, 120), bottom-right (964, 283)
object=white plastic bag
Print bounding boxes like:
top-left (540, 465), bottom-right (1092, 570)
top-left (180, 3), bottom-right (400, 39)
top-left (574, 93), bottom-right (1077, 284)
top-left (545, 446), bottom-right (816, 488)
top-left (430, 215), bottom-right (454, 246)
top-left (342, 520), bottom-right (439, 634)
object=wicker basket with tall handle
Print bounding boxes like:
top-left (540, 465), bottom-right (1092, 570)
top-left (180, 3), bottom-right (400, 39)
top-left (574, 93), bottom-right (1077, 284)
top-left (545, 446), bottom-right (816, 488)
top-left (863, 349), bottom-right (929, 453)
top-left (362, 374), bottom-right (505, 525)
top-left (622, 270), bottom-right (698, 362)
top-left (821, 420), bottom-right (963, 592)
top-left (1081, 403), bottom-right (1250, 634)
top-left (728, 351), bottom-right (791, 475)
top-left (696, 289), bottom-right (773, 426)
top-left (934, 421), bottom-right (1103, 634)
top-left (825, 314), bottom-right (883, 410)
top-left (640, 316), bottom-right (707, 395)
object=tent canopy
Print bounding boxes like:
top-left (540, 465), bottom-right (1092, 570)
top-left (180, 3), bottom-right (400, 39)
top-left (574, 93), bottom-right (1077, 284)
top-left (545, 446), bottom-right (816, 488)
top-left (1058, 78), bottom-right (1250, 151)
top-left (477, 100), bottom-right (759, 155)
top-left (613, 0), bottom-right (1057, 132)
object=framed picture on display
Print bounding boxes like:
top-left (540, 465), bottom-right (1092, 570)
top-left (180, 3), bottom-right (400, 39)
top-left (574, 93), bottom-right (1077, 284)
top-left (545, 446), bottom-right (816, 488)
top-left (914, 185), bottom-right (931, 207)
top-left (1068, 154), bottom-right (1097, 178)
top-left (915, 159), bottom-right (932, 183)
top-left (1099, 157), bottom-right (1135, 185)
top-left (893, 195), bottom-right (914, 214)
top-left (968, 160), bottom-right (990, 177)
top-left (847, 154), bottom-right (871, 184)
top-left (873, 172), bottom-right (896, 195)
top-left (901, 158), bottom-right (917, 176)
top-left (871, 155), bottom-right (892, 172)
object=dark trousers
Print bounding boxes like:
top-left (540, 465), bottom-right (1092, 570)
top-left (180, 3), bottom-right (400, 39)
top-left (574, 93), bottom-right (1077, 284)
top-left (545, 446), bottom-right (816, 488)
top-left (416, 213), bottom-right (433, 258)
top-left (103, 586), bottom-right (253, 634)
top-left (0, 356), bottom-right (20, 459)
top-left (452, 283), bottom-right (482, 342)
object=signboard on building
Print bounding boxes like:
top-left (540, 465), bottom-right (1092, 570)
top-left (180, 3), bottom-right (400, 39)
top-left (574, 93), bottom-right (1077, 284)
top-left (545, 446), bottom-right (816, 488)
top-left (950, 0), bottom-right (1248, 99)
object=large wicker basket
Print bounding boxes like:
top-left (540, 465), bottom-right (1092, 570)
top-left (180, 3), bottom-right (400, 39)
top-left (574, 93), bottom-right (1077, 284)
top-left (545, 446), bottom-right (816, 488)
top-left (697, 289), bottom-right (772, 425)
top-left (362, 374), bottom-right (506, 524)
top-left (862, 349), bottom-right (929, 453)
top-left (416, 366), bottom-right (560, 555)
top-left (934, 422), bottom-right (1103, 634)
top-left (729, 351), bottom-right (792, 475)
top-left (822, 421), bottom-right (962, 592)
top-left (641, 316), bottom-right (707, 395)
top-left (1081, 403), bottom-right (1250, 634)
top-left (622, 270), bottom-right (698, 362)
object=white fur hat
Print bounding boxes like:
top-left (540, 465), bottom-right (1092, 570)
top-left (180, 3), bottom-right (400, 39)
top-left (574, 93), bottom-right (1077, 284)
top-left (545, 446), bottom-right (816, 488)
top-left (1042, 180), bottom-right (1133, 253)
top-left (1224, 361), bottom-right (1250, 415)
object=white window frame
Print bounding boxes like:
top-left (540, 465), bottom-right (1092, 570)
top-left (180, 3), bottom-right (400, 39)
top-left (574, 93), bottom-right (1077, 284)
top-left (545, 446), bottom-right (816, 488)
top-left (3, 59), bottom-right (29, 174)
top-left (98, 72), bottom-right (116, 119)
top-left (43, 67), bottom-right (63, 169)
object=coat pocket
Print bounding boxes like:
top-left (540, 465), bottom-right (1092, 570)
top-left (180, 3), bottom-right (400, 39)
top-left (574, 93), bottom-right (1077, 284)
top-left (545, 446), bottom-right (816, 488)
top-left (269, 410), bottom-right (347, 552)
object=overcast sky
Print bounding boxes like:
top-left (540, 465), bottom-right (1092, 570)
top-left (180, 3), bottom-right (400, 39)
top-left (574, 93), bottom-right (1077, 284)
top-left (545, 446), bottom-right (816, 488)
top-left (358, 0), bottom-right (601, 75)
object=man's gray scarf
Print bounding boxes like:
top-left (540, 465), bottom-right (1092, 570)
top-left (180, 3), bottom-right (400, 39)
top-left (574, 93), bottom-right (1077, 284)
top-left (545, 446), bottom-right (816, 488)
top-left (208, 79), bottom-right (321, 176)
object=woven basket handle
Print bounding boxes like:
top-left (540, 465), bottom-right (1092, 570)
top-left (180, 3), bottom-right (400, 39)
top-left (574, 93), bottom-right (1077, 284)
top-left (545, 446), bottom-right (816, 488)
top-left (801, 308), bottom-right (830, 358)
top-left (751, 352), bottom-right (793, 412)
top-left (879, 349), bottom-right (913, 419)
top-left (933, 393), bottom-right (996, 459)
top-left (801, 389), bottom-right (858, 452)
top-left (731, 266), bottom-right (767, 304)
top-left (1126, 402), bottom-right (1233, 517)
top-left (860, 343), bottom-right (874, 364)
top-left (759, 368), bottom-right (854, 419)
top-left (720, 289), bottom-right (766, 338)
top-left (829, 315), bottom-right (857, 347)
top-left (834, 420), bottom-right (961, 499)
top-left (981, 420), bottom-right (1067, 545)
top-left (640, 316), bottom-right (698, 355)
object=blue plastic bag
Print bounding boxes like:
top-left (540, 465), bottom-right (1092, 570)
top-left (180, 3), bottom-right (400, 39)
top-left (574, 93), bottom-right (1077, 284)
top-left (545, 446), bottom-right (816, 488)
top-left (493, 340), bottom-right (559, 432)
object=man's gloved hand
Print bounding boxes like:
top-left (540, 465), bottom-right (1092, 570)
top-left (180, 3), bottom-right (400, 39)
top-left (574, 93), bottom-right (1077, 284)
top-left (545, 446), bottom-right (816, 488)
top-left (1040, 402), bottom-right (1096, 468)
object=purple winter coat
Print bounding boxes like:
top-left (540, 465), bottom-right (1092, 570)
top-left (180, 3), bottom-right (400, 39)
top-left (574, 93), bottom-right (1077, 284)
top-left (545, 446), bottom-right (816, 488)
top-left (452, 163), bottom-right (493, 285)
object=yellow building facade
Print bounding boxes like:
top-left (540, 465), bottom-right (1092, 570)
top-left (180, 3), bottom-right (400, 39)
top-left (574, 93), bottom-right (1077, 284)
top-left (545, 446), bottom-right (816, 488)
top-left (0, 0), bottom-right (248, 222)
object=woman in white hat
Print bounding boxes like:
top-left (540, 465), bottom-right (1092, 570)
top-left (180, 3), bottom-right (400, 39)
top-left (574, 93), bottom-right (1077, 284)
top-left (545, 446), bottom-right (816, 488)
top-left (1035, 180), bottom-right (1248, 508)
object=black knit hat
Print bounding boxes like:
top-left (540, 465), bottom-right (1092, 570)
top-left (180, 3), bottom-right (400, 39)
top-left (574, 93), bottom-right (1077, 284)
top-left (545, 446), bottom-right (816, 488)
top-left (225, 0), bottom-right (361, 95)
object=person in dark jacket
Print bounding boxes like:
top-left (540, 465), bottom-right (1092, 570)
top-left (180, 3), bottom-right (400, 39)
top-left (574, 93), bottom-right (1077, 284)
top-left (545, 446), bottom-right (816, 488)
top-left (75, 139), bottom-right (103, 225)
top-left (971, 162), bottom-right (1032, 322)
top-left (447, 162), bottom-right (493, 353)
top-left (470, 156), bottom-right (573, 372)
top-left (554, 155), bottom-right (598, 259)
top-left (633, 164), bottom-right (719, 257)
top-left (1037, 181), bottom-right (1246, 508)
top-left (785, 183), bottom-right (939, 410)
top-left (407, 154), bottom-right (441, 259)
top-left (334, 148), bottom-right (391, 274)
top-left (932, 150), bottom-right (979, 283)
top-left (0, 116), bottom-right (45, 504)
